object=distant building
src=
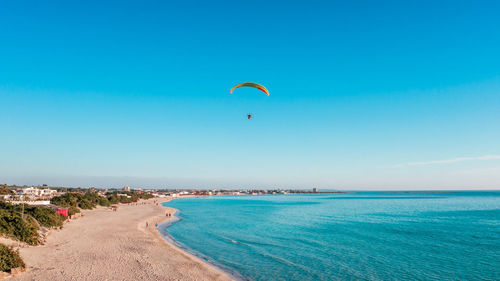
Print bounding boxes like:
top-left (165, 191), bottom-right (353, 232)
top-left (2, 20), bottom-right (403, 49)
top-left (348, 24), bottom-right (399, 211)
top-left (5, 201), bottom-right (67, 217)
top-left (8, 200), bottom-right (51, 205)
top-left (40, 189), bottom-right (57, 197)
top-left (117, 193), bottom-right (132, 198)
top-left (16, 186), bottom-right (39, 197)
top-left (123, 186), bottom-right (131, 192)
top-left (313, 188), bottom-right (319, 193)
top-left (14, 187), bottom-right (57, 200)
top-left (0, 194), bottom-right (12, 200)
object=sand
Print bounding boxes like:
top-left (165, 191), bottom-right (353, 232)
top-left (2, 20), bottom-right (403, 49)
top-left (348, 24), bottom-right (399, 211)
top-left (10, 198), bottom-right (234, 281)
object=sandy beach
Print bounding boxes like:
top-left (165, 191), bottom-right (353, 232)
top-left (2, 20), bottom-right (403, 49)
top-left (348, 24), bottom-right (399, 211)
top-left (9, 198), bottom-right (234, 281)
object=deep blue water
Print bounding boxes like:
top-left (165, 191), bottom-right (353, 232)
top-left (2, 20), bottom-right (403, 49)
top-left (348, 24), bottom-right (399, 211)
top-left (162, 192), bottom-right (500, 281)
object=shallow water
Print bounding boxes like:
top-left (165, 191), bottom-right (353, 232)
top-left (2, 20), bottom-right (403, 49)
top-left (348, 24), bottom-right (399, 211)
top-left (163, 192), bottom-right (500, 281)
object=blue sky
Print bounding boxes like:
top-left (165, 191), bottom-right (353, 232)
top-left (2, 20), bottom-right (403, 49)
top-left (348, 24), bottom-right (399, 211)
top-left (1, 0), bottom-right (499, 189)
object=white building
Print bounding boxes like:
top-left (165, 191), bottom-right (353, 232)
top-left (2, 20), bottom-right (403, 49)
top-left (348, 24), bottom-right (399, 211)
top-left (8, 200), bottom-right (51, 205)
top-left (123, 186), bottom-right (131, 192)
top-left (15, 187), bottom-right (57, 199)
top-left (40, 189), bottom-right (57, 196)
top-left (0, 194), bottom-right (12, 200)
top-left (16, 186), bottom-right (39, 196)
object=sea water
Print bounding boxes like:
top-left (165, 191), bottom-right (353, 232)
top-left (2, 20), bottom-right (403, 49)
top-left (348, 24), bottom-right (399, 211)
top-left (162, 192), bottom-right (500, 281)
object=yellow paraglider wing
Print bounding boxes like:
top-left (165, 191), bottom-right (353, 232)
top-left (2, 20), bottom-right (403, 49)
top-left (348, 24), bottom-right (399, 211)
top-left (230, 82), bottom-right (269, 96)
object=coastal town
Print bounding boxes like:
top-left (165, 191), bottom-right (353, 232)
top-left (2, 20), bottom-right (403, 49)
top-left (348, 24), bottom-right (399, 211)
top-left (1, 184), bottom-right (326, 203)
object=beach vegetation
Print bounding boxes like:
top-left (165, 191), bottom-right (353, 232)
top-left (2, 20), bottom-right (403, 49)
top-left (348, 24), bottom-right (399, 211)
top-left (97, 196), bottom-right (111, 206)
top-left (107, 194), bottom-right (119, 204)
top-left (0, 202), bottom-right (39, 245)
top-left (68, 206), bottom-right (80, 216)
top-left (51, 191), bottom-right (111, 209)
top-left (106, 191), bottom-right (141, 204)
top-left (51, 190), bottom-right (146, 217)
top-left (50, 192), bottom-right (80, 208)
top-left (50, 191), bottom-right (112, 215)
top-left (0, 244), bottom-right (25, 273)
top-left (138, 193), bottom-right (154, 200)
top-left (82, 190), bottom-right (111, 207)
top-left (78, 198), bottom-right (93, 210)
top-left (24, 205), bottom-right (65, 228)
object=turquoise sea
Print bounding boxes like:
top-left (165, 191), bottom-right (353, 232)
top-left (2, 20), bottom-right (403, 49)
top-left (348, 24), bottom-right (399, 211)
top-left (162, 192), bottom-right (500, 281)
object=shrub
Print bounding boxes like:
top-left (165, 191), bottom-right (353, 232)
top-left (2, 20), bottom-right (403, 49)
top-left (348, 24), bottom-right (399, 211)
top-left (78, 199), bottom-right (93, 210)
top-left (138, 193), bottom-right (154, 200)
top-left (50, 193), bottom-right (82, 207)
top-left (0, 244), bottom-right (25, 272)
top-left (107, 194), bottom-right (119, 204)
top-left (51, 191), bottom-right (111, 212)
top-left (0, 202), bottom-right (67, 245)
top-left (68, 206), bottom-right (80, 216)
top-left (97, 197), bottom-right (111, 207)
top-left (24, 206), bottom-right (64, 228)
top-left (0, 206), bottom-right (39, 245)
top-left (106, 191), bottom-right (142, 204)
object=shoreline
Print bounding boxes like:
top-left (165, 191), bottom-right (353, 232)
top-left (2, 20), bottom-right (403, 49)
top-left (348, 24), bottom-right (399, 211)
top-left (157, 205), bottom-right (248, 281)
top-left (9, 197), bottom-right (234, 281)
top-left (144, 196), bottom-right (244, 280)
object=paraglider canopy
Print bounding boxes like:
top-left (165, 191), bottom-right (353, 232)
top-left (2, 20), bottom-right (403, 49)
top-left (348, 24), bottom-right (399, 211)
top-left (230, 82), bottom-right (269, 96)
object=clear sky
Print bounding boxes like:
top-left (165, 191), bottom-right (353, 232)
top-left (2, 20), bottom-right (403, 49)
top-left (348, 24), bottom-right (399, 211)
top-left (1, 0), bottom-right (499, 189)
